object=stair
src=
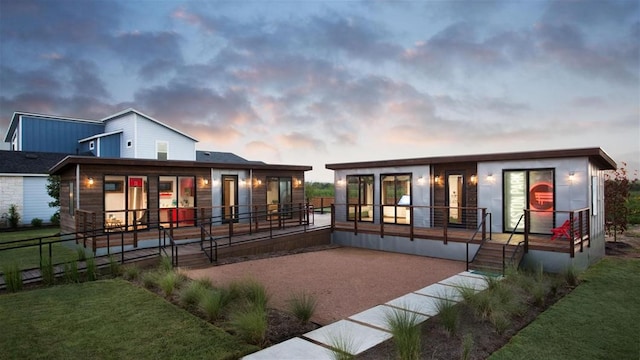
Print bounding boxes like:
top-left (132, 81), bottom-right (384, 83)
top-left (173, 243), bottom-right (214, 269)
top-left (469, 241), bottom-right (524, 275)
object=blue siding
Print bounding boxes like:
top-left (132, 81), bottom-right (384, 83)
top-left (100, 133), bottom-right (121, 157)
top-left (21, 116), bottom-right (104, 153)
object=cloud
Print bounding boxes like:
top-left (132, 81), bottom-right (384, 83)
top-left (244, 141), bottom-right (281, 162)
top-left (277, 132), bottom-right (327, 152)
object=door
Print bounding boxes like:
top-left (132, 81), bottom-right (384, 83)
top-left (446, 172), bottom-right (465, 225)
top-left (222, 175), bottom-right (238, 223)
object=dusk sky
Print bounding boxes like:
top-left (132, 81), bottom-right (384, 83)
top-left (1, 0), bottom-right (638, 182)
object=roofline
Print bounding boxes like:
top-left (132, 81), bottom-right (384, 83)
top-left (49, 156), bottom-right (312, 174)
top-left (78, 130), bottom-right (124, 143)
top-left (326, 147), bottom-right (617, 171)
top-left (101, 108), bottom-right (199, 142)
top-left (4, 111), bottom-right (102, 142)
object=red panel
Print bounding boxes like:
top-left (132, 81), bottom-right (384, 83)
top-left (129, 177), bottom-right (143, 187)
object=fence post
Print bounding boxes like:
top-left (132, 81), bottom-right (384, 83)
top-left (330, 204), bottom-right (335, 232)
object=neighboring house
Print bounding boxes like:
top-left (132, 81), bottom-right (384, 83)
top-left (0, 151), bottom-right (67, 225)
top-left (326, 147), bottom-right (616, 272)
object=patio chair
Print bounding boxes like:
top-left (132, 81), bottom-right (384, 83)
top-left (551, 220), bottom-right (573, 241)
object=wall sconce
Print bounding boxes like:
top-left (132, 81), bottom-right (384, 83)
top-left (417, 176), bottom-right (426, 185)
top-left (486, 173), bottom-right (494, 182)
top-left (337, 178), bottom-right (346, 186)
top-left (297, 179), bottom-right (303, 186)
top-left (434, 175), bottom-right (440, 185)
top-left (240, 178), bottom-right (246, 186)
top-left (569, 172), bottom-right (575, 183)
top-left (470, 174), bottom-right (477, 185)
top-left (254, 179), bottom-right (262, 187)
top-left (88, 177), bottom-right (94, 186)
top-left (203, 178), bottom-right (209, 186)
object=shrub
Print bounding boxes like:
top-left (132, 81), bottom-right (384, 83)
top-left (8, 204), bottom-right (21, 229)
top-left (384, 307), bottom-right (422, 360)
top-left (435, 298), bottom-right (459, 336)
top-left (461, 333), bottom-right (474, 360)
top-left (158, 271), bottom-right (181, 297)
top-left (50, 212), bottom-right (60, 226)
top-left (3, 263), bottom-right (23, 292)
top-left (108, 255), bottom-right (121, 277)
top-left (563, 265), bottom-right (580, 287)
top-left (122, 265), bottom-right (141, 281)
top-left (229, 304), bottom-right (268, 346)
top-left (31, 218), bottom-right (43, 228)
top-left (64, 261), bottom-right (80, 283)
top-left (180, 281), bottom-right (209, 307)
top-left (229, 278), bottom-right (269, 310)
top-left (159, 256), bottom-right (173, 272)
top-left (287, 291), bottom-right (317, 322)
top-left (142, 271), bottom-right (160, 289)
top-left (328, 332), bottom-right (358, 360)
top-left (85, 256), bottom-right (97, 281)
top-left (40, 257), bottom-right (55, 286)
top-left (76, 246), bottom-right (87, 262)
top-left (200, 289), bottom-right (230, 321)
top-left (490, 311), bottom-right (511, 335)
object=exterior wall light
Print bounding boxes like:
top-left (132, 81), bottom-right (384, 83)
top-left (417, 176), bottom-right (426, 185)
top-left (486, 173), bottom-right (494, 182)
top-left (569, 172), bottom-right (575, 183)
top-left (470, 174), bottom-right (477, 184)
top-left (434, 175), bottom-right (440, 185)
top-left (88, 177), bottom-right (94, 186)
top-left (203, 178), bottom-right (209, 186)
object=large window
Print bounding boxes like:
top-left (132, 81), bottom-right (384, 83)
top-left (381, 174), bottom-right (411, 224)
top-left (159, 176), bottom-right (195, 227)
top-left (347, 175), bottom-right (374, 221)
top-left (267, 177), bottom-right (292, 219)
top-left (104, 175), bottom-right (148, 231)
top-left (503, 169), bottom-right (554, 233)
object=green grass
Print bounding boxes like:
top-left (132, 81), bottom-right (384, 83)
top-left (286, 290), bottom-right (318, 322)
top-left (0, 279), bottom-right (258, 359)
top-left (490, 258), bottom-right (640, 360)
top-left (0, 228), bottom-right (76, 271)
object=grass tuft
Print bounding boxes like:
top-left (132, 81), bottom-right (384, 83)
top-left (435, 298), bottom-right (459, 336)
top-left (327, 332), bottom-right (358, 360)
top-left (108, 255), bottom-right (121, 277)
top-left (287, 290), bottom-right (317, 323)
top-left (199, 288), bottom-right (230, 321)
top-left (122, 265), bottom-right (141, 281)
top-left (76, 246), bottom-right (87, 262)
top-left (228, 303), bottom-right (268, 346)
top-left (179, 280), bottom-right (209, 308)
top-left (64, 260), bottom-right (80, 283)
top-left (461, 333), bottom-right (474, 360)
top-left (384, 307), bottom-right (422, 360)
top-left (40, 257), bottom-right (55, 286)
top-left (158, 270), bottom-right (181, 297)
top-left (85, 256), bottom-right (97, 281)
top-left (3, 263), bottom-right (23, 292)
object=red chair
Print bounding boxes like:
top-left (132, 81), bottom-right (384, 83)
top-left (551, 220), bottom-right (572, 241)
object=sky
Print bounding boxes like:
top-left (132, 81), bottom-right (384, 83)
top-left (0, 0), bottom-right (638, 182)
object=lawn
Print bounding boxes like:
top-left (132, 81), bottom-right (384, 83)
top-left (0, 227), bottom-right (77, 270)
top-left (0, 279), bottom-right (258, 359)
top-left (490, 258), bottom-right (640, 359)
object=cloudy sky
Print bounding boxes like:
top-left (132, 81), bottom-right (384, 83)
top-left (1, 0), bottom-right (638, 182)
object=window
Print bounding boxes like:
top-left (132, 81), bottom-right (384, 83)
top-left (89, 141), bottom-right (95, 150)
top-left (104, 175), bottom-right (148, 231)
top-left (159, 176), bottom-right (195, 227)
top-left (222, 175), bottom-right (239, 223)
top-left (267, 177), bottom-right (292, 219)
top-left (126, 140), bottom-right (133, 148)
top-left (157, 141), bottom-right (168, 160)
top-left (347, 175), bottom-right (374, 221)
top-left (11, 132), bottom-right (18, 151)
top-left (503, 169), bottom-right (554, 233)
top-left (381, 174), bottom-right (411, 224)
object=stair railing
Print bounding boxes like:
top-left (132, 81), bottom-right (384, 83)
top-left (199, 222), bottom-right (218, 263)
top-left (502, 214), bottom-right (525, 275)
top-left (465, 212), bottom-right (492, 271)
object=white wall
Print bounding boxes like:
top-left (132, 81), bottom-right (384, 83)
top-left (105, 113), bottom-right (136, 158)
top-left (23, 176), bottom-right (57, 224)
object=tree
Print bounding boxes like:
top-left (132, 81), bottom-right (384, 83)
top-left (47, 175), bottom-right (61, 225)
top-left (604, 163), bottom-right (632, 241)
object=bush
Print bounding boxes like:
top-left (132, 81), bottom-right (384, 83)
top-left (31, 218), bottom-right (43, 227)
top-left (76, 246), bottom-right (87, 261)
top-left (180, 281), bottom-right (209, 307)
top-left (200, 289), bottom-right (231, 321)
top-left (85, 256), bottom-right (98, 281)
top-left (108, 255), bottom-right (121, 277)
top-left (229, 304), bottom-right (268, 346)
top-left (384, 307), bottom-right (422, 360)
top-left (40, 257), bottom-right (55, 286)
top-left (3, 263), bottom-right (23, 292)
top-left (122, 265), bottom-right (141, 281)
top-left (435, 298), bottom-right (459, 336)
top-left (8, 204), bottom-right (20, 229)
top-left (50, 212), bottom-right (60, 226)
top-left (287, 291), bottom-right (317, 323)
top-left (64, 261), bottom-right (80, 283)
top-left (328, 332), bottom-right (358, 360)
top-left (229, 278), bottom-right (269, 310)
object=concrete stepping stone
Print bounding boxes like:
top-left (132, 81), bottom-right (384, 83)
top-left (439, 274), bottom-right (489, 292)
top-left (386, 293), bottom-right (442, 317)
top-left (303, 319), bottom-right (392, 356)
top-left (349, 304), bottom-right (428, 331)
top-left (414, 283), bottom-right (463, 302)
top-left (242, 337), bottom-right (333, 360)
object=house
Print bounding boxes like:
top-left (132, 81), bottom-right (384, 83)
top-left (0, 151), bottom-right (67, 226)
top-left (325, 147), bottom-right (616, 272)
top-left (3, 109), bottom-right (311, 231)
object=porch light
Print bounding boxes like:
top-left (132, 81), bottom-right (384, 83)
top-left (203, 178), bottom-right (209, 186)
top-left (486, 173), bottom-right (494, 182)
top-left (417, 176), bottom-right (426, 185)
top-left (337, 178), bottom-right (346, 186)
top-left (88, 177), bottom-right (94, 186)
top-left (254, 179), bottom-right (262, 186)
top-left (434, 175), bottom-right (440, 185)
top-left (569, 172), bottom-right (575, 183)
top-left (470, 174), bottom-right (477, 184)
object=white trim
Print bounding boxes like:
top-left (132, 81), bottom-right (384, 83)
top-left (78, 129), bottom-right (123, 142)
top-left (0, 173), bottom-right (49, 177)
top-left (75, 165), bottom-right (80, 212)
top-left (102, 108), bottom-right (199, 142)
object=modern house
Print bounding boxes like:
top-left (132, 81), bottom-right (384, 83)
top-left (326, 148), bottom-right (616, 272)
top-left (2, 109), bottom-right (311, 233)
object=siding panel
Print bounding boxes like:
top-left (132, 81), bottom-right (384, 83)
top-left (23, 177), bottom-right (57, 224)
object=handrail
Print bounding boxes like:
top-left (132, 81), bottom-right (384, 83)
top-left (465, 212), bottom-right (492, 271)
top-left (502, 213), bottom-right (525, 274)
top-left (199, 222), bottom-right (218, 263)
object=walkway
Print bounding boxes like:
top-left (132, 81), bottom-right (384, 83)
top-left (243, 270), bottom-right (491, 359)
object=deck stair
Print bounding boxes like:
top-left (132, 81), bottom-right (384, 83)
top-left (469, 241), bottom-right (524, 275)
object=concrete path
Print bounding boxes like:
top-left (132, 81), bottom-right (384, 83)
top-left (243, 270), bottom-right (494, 359)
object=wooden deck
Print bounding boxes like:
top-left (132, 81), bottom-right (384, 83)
top-left (333, 221), bottom-right (590, 256)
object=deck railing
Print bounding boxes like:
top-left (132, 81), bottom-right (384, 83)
top-left (331, 203), bottom-right (489, 244)
top-left (524, 207), bottom-right (590, 257)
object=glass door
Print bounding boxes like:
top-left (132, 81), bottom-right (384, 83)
top-left (446, 173), bottom-right (464, 225)
top-left (222, 175), bottom-right (238, 223)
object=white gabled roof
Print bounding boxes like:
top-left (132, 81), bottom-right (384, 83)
top-left (101, 108), bottom-right (199, 142)
top-left (78, 130), bottom-right (124, 143)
